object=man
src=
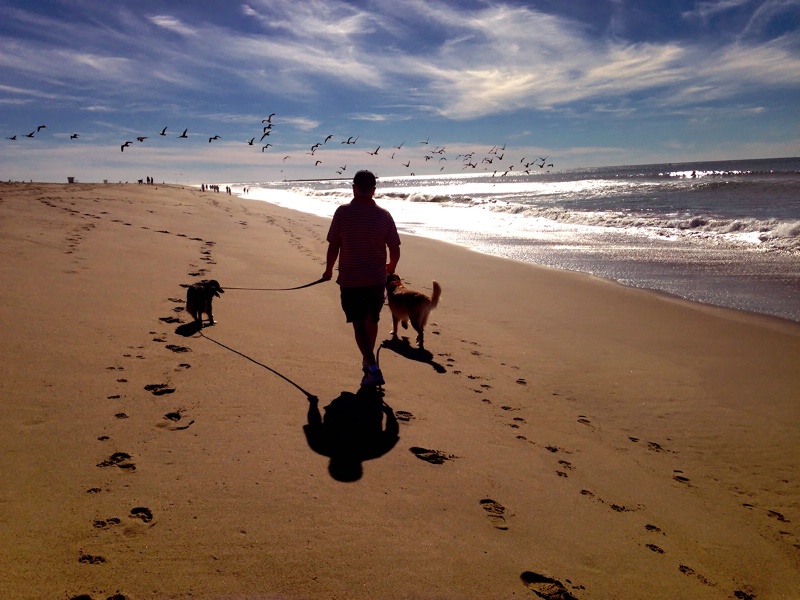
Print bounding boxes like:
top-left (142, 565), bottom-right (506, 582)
top-left (323, 170), bottom-right (401, 387)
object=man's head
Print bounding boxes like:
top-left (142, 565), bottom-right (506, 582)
top-left (353, 170), bottom-right (377, 196)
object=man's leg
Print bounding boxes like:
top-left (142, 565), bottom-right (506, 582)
top-left (352, 315), bottom-right (379, 367)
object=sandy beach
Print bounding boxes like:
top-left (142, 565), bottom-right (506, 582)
top-left (0, 182), bottom-right (798, 600)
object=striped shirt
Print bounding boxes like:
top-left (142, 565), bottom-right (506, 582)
top-left (327, 201), bottom-right (401, 287)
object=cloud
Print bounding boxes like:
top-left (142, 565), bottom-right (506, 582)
top-left (682, 0), bottom-right (752, 21)
top-left (148, 15), bottom-right (198, 37)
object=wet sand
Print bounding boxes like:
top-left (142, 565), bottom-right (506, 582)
top-left (1, 182), bottom-right (798, 599)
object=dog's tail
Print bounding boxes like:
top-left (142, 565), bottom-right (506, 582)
top-left (430, 281), bottom-right (442, 309)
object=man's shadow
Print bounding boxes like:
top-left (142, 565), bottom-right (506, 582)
top-left (304, 388), bottom-right (399, 482)
top-left (380, 336), bottom-right (447, 373)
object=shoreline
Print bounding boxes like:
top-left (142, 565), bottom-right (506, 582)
top-left (1, 182), bottom-right (798, 599)
top-left (228, 182), bottom-right (800, 325)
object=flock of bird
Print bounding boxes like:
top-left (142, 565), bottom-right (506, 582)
top-left (5, 113), bottom-right (555, 178)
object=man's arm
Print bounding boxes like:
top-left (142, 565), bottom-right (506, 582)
top-left (387, 244), bottom-right (400, 274)
top-left (323, 241), bottom-right (340, 280)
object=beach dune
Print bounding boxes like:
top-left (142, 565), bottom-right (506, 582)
top-left (0, 182), bottom-right (798, 599)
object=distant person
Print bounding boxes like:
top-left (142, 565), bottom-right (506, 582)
top-left (323, 170), bottom-right (401, 387)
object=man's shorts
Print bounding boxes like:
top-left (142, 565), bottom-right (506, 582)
top-left (340, 284), bottom-right (385, 323)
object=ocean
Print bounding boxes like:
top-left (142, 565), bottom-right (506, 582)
top-left (228, 157), bottom-right (800, 323)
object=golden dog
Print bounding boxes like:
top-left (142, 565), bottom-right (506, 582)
top-left (385, 273), bottom-right (441, 347)
top-left (185, 279), bottom-right (224, 327)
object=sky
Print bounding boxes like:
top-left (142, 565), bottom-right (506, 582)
top-left (1, 0), bottom-right (799, 183)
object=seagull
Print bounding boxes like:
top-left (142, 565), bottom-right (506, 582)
top-left (247, 137), bottom-right (255, 145)
top-left (367, 146), bottom-right (380, 155)
top-left (137, 136), bottom-right (147, 142)
top-left (310, 143), bottom-right (321, 152)
top-left (208, 135), bottom-right (221, 143)
top-left (6, 135), bottom-right (17, 140)
top-left (160, 127), bottom-right (168, 136)
top-left (24, 131), bottom-right (35, 138)
top-left (315, 160), bottom-right (322, 166)
top-left (37, 125), bottom-right (46, 132)
top-left (420, 137), bottom-right (429, 145)
top-left (260, 131), bottom-right (271, 141)
top-left (394, 141), bottom-right (405, 149)
top-left (70, 134), bottom-right (79, 139)
top-left (324, 134), bottom-right (333, 144)
top-left (261, 144), bottom-right (272, 152)
top-left (283, 155), bottom-right (291, 162)
top-left (262, 113), bottom-right (275, 123)
top-left (403, 161), bottom-right (410, 168)
top-left (178, 129), bottom-right (188, 138)
top-left (341, 135), bottom-right (359, 145)
top-left (263, 124), bottom-right (273, 132)
top-left (339, 165), bottom-right (347, 172)
top-left (121, 141), bottom-right (133, 152)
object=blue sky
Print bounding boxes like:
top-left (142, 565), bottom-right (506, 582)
top-left (1, 0), bottom-right (799, 183)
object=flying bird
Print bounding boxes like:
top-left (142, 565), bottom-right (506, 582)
top-left (6, 135), bottom-right (17, 140)
top-left (324, 134), bottom-right (333, 144)
top-left (283, 155), bottom-right (291, 162)
top-left (260, 131), bottom-right (271, 141)
top-left (315, 160), bottom-right (322, 166)
top-left (37, 125), bottom-right (46, 132)
top-left (24, 131), bottom-right (35, 138)
top-left (178, 129), bottom-right (188, 138)
top-left (137, 136), bottom-right (147, 142)
top-left (310, 142), bottom-right (321, 152)
top-left (209, 135), bottom-right (221, 143)
top-left (247, 137), bottom-right (255, 145)
top-left (420, 137), bottom-right (429, 145)
top-left (263, 124), bottom-right (273, 132)
top-left (70, 134), bottom-right (79, 139)
top-left (121, 141), bottom-right (133, 152)
top-left (341, 135), bottom-right (358, 145)
top-left (262, 113), bottom-right (275, 123)
top-left (367, 146), bottom-right (380, 155)
top-left (394, 141), bottom-right (405, 149)
top-left (160, 127), bottom-right (168, 136)
top-left (262, 144), bottom-right (272, 151)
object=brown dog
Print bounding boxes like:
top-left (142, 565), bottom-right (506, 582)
top-left (385, 273), bottom-right (441, 347)
top-left (185, 279), bottom-right (224, 327)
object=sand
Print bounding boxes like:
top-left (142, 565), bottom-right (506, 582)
top-left (0, 182), bottom-right (798, 600)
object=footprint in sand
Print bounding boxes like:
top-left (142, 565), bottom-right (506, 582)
top-left (129, 506), bottom-right (153, 523)
top-left (395, 410), bottom-right (414, 422)
top-left (166, 344), bottom-right (192, 353)
top-left (645, 543), bottom-right (665, 554)
top-left (673, 470), bottom-right (690, 484)
top-left (678, 564), bottom-right (714, 586)
top-left (409, 447), bottom-right (456, 465)
top-left (96, 452), bottom-right (135, 470)
top-left (520, 571), bottom-right (581, 599)
top-left (480, 499), bottom-right (509, 530)
top-left (93, 517), bottom-right (122, 530)
top-left (144, 383), bottom-right (175, 396)
top-left (157, 410), bottom-right (195, 431)
top-left (78, 551), bottom-right (106, 565)
top-left (159, 316), bottom-right (182, 324)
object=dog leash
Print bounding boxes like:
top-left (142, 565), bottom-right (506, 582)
top-left (224, 277), bottom-right (329, 291)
